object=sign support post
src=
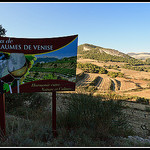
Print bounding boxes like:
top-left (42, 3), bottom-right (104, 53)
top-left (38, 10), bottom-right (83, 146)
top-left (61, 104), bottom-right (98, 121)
top-left (52, 91), bottom-right (57, 138)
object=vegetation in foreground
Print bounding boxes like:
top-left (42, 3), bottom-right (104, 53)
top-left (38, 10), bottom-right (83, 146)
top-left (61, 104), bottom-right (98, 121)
top-left (0, 92), bottom-right (141, 147)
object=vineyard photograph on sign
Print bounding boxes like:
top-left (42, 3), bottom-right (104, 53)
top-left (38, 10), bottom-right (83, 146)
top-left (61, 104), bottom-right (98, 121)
top-left (0, 35), bottom-right (78, 93)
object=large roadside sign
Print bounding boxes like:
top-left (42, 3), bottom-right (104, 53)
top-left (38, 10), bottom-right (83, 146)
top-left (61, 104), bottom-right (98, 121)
top-left (0, 34), bottom-right (78, 93)
top-left (0, 34), bottom-right (78, 138)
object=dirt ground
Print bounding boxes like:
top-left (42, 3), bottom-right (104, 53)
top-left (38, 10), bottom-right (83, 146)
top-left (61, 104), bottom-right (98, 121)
top-left (121, 100), bottom-right (150, 138)
top-left (123, 89), bottom-right (150, 99)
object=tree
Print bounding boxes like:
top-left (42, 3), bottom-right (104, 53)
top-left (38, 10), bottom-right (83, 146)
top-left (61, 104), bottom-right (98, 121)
top-left (0, 25), bottom-right (6, 37)
top-left (145, 58), bottom-right (150, 65)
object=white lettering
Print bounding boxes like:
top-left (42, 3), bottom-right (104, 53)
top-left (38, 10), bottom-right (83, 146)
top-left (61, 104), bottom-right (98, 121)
top-left (0, 44), bottom-right (22, 50)
top-left (0, 40), bottom-right (4, 43)
top-left (0, 44), bottom-right (53, 51)
top-left (24, 45), bottom-right (31, 50)
top-left (33, 45), bottom-right (53, 50)
top-left (33, 45), bottom-right (38, 50)
top-left (6, 38), bottom-right (13, 44)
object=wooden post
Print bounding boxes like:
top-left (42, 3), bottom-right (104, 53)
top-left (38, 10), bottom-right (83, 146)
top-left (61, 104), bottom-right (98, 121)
top-left (0, 93), bottom-right (6, 137)
top-left (52, 91), bottom-right (57, 138)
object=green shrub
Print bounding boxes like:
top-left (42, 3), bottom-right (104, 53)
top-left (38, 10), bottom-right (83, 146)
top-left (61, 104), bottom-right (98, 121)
top-left (57, 93), bottom-right (132, 138)
top-left (5, 93), bottom-right (50, 119)
top-left (77, 62), bottom-right (107, 74)
top-left (145, 106), bottom-right (150, 112)
top-left (1, 117), bottom-right (51, 147)
top-left (136, 97), bottom-right (149, 105)
top-left (107, 71), bottom-right (124, 78)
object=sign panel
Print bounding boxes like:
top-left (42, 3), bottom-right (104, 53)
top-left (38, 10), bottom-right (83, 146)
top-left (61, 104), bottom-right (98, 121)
top-left (0, 35), bottom-right (78, 93)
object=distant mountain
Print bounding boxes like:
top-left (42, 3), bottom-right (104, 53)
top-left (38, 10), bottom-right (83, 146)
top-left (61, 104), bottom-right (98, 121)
top-left (34, 57), bottom-right (58, 64)
top-left (128, 52), bottom-right (150, 60)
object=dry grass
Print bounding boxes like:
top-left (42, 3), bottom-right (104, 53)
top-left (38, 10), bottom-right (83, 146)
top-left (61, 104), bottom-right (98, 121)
top-left (120, 68), bottom-right (150, 80)
top-left (115, 77), bottom-right (138, 92)
top-left (124, 89), bottom-right (150, 99)
top-left (76, 68), bottom-right (83, 75)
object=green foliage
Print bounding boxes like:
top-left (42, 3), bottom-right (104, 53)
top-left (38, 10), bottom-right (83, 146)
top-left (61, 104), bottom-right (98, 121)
top-left (34, 62), bottom-right (42, 67)
top-left (5, 93), bottom-right (50, 118)
top-left (25, 55), bottom-right (37, 62)
top-left (30, 67), bottom-right (75, 77)
top-left (77, 62), bottom-right (108, 74)
top-left (58, 94), bottom-right (131, 137)
top-left (145, 58), bottom-right (150, 65)
top-left (145, 106), bottom-right (150, 112)
top-left (106, 65), bottom-right (120, 70)
top-left (43, 73), bottom-right (57, 80)
top-left (31, 56), bottom-right (77, 78)
top-left (107, 71), bottom-right (124, 78)
top-left (99, 67), bottom-right (108, 74)
top-left (122, 63), bottom-right (150, 72)
top-left (136, 97), bottom-right (149, 105)
top-left (33, 72), bottom-right (39, 78)
top-left (3, 83), bottom-right (11, 93)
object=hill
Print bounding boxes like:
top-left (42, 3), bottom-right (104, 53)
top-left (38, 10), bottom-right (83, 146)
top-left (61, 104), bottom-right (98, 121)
top-left (78, 43), bottom-right (128, 58)
top-left (78, 44), bottom-right (144, 65)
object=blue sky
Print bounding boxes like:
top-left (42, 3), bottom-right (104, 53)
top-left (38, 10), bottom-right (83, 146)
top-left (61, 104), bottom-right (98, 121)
top-left (0, 2), bottom-right (150, 54)
top-left (35, 36), bottom-right (78, 59)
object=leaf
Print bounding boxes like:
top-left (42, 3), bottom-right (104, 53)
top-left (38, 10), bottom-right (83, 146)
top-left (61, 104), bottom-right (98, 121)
top-left (3, 83), bottom-right (9, 92)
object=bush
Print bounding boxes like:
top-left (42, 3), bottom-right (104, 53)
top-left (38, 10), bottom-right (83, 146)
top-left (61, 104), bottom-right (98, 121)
top-left (136, 97), bottom-right (149, 105)
top-left (5, 93), bottom-right (50, 119)
top-left (107, 71), bottom-right (124, 78)
top-left (1, 117), bottom-right (52, 147)
top-left (77, 62), bottom-right (107, 74)
top-left (57, 94), bottom-right (132, 138)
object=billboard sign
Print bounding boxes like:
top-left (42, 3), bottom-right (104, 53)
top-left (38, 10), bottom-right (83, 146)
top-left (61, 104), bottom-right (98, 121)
top-left (0, 34), bottom-right (78, 93)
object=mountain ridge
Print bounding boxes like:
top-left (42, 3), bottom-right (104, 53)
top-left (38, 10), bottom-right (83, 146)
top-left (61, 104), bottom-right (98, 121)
top-left (78, 43), bottom-right (133, 58)
top-left (78, 43), bottom-right (129, 58)
top-left (128, 52), bottom-right (150, 60)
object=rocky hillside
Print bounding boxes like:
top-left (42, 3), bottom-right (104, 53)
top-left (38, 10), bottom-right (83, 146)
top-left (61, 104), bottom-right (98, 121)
top-left (78, 43), bottom-right (129, 58)
top-left (78, 43), bottom-right (144, 65)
